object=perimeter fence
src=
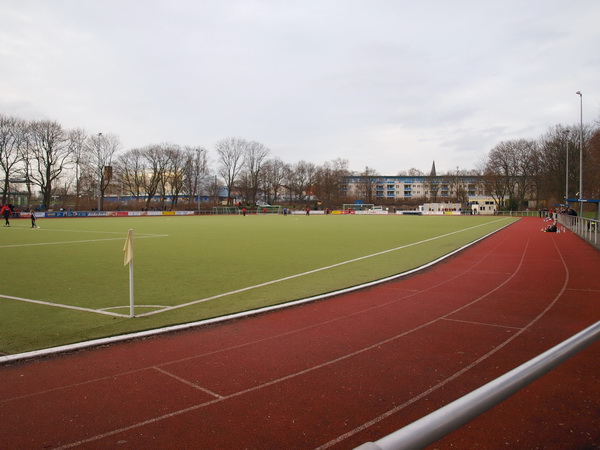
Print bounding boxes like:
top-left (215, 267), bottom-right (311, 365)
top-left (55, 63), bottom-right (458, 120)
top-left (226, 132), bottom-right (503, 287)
top-left (494, 210), bottom-right (542, 217)
top-left (557, 214), bottom-right (599, 248)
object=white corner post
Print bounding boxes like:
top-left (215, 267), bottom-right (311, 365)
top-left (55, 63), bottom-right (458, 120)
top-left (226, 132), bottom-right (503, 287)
top-left (123, 229), bottom-right (135, 318)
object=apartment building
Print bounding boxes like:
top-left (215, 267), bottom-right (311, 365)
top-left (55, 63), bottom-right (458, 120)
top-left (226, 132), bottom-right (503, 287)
top-left (340, 174), bottom-right (485, 202)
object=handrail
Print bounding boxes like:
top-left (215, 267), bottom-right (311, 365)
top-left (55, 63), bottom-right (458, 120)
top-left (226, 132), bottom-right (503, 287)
top-left (355, 320), bottom-right (600, 450)
top-left (494, 210), bottom-right (542, 217)
top-left (557, 214), bottom-right (599, 248)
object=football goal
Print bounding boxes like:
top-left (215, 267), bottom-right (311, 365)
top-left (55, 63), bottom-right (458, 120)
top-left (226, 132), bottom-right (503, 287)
top-left (213, 206), bottom-right (240, 215)
top-left (256, 206), bottom-right (282, 215)
top-left (342, 204), bottom-right (374, 212)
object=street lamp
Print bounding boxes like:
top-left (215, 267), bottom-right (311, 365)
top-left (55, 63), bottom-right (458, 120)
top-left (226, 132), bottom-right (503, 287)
top-left (563, 129), bottom-right (569, 203)
top-left (97, 133), bottom-right (102, 212)
top-left (575, 91), bottom-right (583, 216)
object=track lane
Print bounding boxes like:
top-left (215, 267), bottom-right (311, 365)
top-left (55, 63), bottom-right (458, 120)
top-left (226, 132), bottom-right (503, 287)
top-left (1, 217), bottom-right (598, 449)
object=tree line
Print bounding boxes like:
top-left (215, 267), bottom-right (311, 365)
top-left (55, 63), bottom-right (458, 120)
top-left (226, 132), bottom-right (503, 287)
top-left (0, 115), bottom-right (353, 210)
top-left (481, 121), bottom-right (600, 210)
top-left (1, 112), bottom-right (599, 211)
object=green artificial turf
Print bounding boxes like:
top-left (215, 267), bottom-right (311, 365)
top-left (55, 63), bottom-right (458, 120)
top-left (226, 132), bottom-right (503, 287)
top-left (0, 214), bottom-right (517, 354)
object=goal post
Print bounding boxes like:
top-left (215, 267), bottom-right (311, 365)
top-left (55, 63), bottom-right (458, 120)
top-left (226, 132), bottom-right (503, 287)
top-left (256, 206), bottom-right (282, 215)
top-left (342, 204), bottom-right (374, 212)
top-left (213, 206), bottom-right (240, 215)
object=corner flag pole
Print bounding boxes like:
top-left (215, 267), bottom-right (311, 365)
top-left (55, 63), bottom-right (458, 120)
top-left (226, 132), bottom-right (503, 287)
top-left (123, 229), bottom-right (135, 318)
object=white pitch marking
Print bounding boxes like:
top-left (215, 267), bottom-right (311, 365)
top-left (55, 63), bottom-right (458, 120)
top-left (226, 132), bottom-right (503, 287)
top-left (139, 218), bottom-right (511, 317)
top-left (100, 305), bottom-right (166, 311)
top-left (0, 234), bottom-right (168, 249)
top-left (0, 294), bottom-right (128, 318)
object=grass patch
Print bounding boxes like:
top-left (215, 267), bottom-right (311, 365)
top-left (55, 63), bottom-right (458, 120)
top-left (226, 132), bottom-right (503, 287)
top-left (0, 214), bottom-right (516, 353)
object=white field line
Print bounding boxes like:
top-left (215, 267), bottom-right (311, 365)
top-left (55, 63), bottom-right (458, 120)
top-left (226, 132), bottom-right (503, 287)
top-left (1, 223), bottom-right (166, 235)
top-left (99, 305), bottom-right (166, 311)
top-left (0, 219), bottom-right (516, 364)
top-left (0, 232), bottom-right (168, 315)
top-left (0, 233), bottom-right (168, 249)
top-left (138, 218), bottom-right (512, 317)
top-left (0, 293), bottom-right (128, 318)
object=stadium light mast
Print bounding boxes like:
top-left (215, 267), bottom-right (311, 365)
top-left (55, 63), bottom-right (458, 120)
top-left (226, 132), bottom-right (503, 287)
top-left (576, 91), bottom-right (583, 216)
top-left (563, 129), bottom-right (569, 203)
top-left (97, 133), bottom-right (103, 212)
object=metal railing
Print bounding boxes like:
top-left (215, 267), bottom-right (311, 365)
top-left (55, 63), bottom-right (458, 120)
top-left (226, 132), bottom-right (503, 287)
top-left (495, 210), bottom-right (542, 217)
top-left (557, 214), bottom-right (599, 248)
top-left (355, 320), bottom-right (600, 450)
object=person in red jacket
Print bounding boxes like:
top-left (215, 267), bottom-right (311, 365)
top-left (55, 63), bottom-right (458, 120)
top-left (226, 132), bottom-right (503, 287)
top-left (1, 204), bottom-right (11, 227)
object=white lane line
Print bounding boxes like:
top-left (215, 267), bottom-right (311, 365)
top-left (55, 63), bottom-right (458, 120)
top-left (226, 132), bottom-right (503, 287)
top-left (316, 235), bottom-right (570, 449)
top-left (0, 229), bottom-right (504, 402)
top-left (441, 317), bottom-right (525, 330)
top-left (152, 367), bottom-right (225, 399)
top-left (139, 218), bottom-right (512, 317)
top-left (53, 223), bottom-right (533, 449)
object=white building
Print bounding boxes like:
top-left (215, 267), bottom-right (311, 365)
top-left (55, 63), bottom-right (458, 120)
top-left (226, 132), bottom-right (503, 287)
top-left (340, 174), bottom-right (486, 203)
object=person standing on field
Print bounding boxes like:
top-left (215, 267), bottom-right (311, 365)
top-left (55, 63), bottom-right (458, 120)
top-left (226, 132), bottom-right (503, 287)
top-left (30, 210), bottom-right (38, 228)
top-left (1, 204), bottom-right (11, 227)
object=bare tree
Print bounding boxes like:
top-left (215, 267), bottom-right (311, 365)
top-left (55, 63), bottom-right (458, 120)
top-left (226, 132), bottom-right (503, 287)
top-left (586, 126), bottom-right (600, 200)
top-left (260, 158), bottom-right (288, 204)
top-left (68, 128), bottom-right (88, 209)
top-left (0, 115), bottom-right (27, 204)
top-left (181, 146), bottom-right (209, 209)
top-left (354, 166), bottom-right (379, 204)
top-left (142, 144), bottom-right (169, 209)
top-left (287, 160), bottom-right (318, 202)
top-left (537, 124), bottom-right (593, 205)
top-left (115, 148), bottom-right (147, 204)
top-left (408, 167), bottom-right (424, 176)
top-left (164, 144), bottom-right (187, 209)
top-left (314, 158), bottom-right (350, 206)
top-left (244, 140), bottom-right (270, 204)
top-left (27, 120), bottom-right (71, 208)
top-left (236, 171), bottom-right (252, 204)
top-left (215, 137), bottom-right (246, 204)
top-left (424, 175), bottom-right (441, 202)
top-left (482, 139), bottom-right (538, 210)
top-left (85, 133), bottom-right (120, 210)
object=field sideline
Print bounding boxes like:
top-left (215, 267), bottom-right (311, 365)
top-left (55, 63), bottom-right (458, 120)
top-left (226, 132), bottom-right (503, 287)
top-left (0, 214), bottom-right (516, 354)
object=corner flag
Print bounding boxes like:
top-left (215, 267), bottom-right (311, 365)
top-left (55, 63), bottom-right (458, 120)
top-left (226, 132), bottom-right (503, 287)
top-left (123, 229), bottom-right (135, 318)
top-left (123, 229), bottom-right (133, 265)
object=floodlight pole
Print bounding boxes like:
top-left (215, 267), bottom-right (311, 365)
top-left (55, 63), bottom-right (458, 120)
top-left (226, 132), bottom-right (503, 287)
top-left (576, 91), bottom-right (583, 216)
top-left (563, 129), bottom-right (569, 203)
top-left (97, 133), bottom-right (103, 212)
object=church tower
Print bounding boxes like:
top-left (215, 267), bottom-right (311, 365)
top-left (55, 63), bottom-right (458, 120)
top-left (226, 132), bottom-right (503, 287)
top-left (429, 161), bottom-right (437, 177)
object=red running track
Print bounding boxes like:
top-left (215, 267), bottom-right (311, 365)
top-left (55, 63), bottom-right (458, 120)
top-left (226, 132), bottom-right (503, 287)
top-left (1, 217), bottom-right (598, 449)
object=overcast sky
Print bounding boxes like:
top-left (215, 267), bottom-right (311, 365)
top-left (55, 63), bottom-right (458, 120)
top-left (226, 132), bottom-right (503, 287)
top-left (2, 0), bottom-right (599, 175)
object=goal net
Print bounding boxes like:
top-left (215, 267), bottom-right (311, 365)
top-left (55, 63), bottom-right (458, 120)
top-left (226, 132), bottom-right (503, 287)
top-left (213, 206), bottom-right (240, 215)
top-left (342, 204), bottom-right (374, 212)
top-left (256, 206), bottom-right (282, 215)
